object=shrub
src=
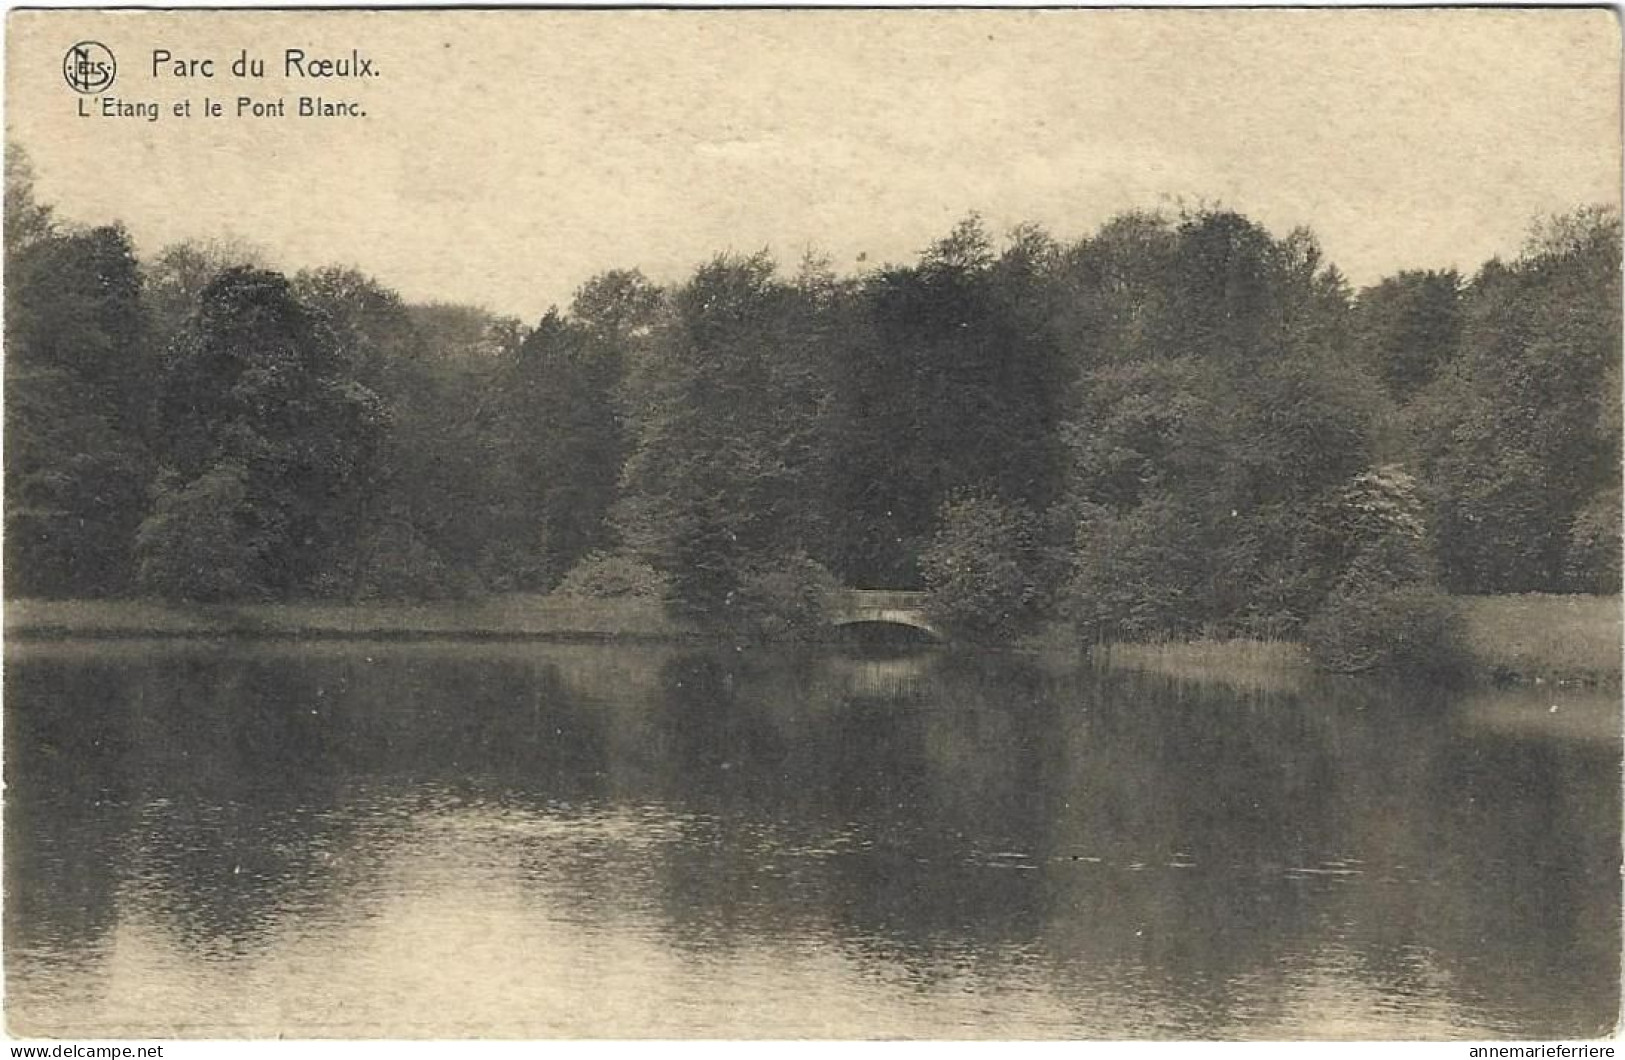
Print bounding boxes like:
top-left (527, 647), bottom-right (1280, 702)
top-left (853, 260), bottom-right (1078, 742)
top-left (1333, 464), bottom-right (1435, 591)
top-left (1565, 488), bottom-right (1622, 594)
top-left (920, 491), bottom-right (1045, 642)
top-left (726, 552), bottom-right (841, 642)
top-left (1304, 584), bottom-right (1468, 682)
top-left (475, 533), bottom-right (559, 594)
top-left (555, 549), bottom-right (670, 601)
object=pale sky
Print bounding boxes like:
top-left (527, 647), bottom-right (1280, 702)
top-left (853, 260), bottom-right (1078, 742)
top-left (7, 8), bottom-right (1621, 322)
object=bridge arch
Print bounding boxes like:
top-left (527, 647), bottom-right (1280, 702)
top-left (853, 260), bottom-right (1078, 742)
top-left (828, 590), bottom-right (943, 641)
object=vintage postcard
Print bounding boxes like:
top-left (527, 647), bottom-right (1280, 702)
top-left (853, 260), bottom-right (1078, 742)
top-left (4, 6), bottom-right (1621, 1047)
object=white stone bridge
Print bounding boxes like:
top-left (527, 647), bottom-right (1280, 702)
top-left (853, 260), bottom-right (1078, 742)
top-left (828, 589), bottom-right (941, 639)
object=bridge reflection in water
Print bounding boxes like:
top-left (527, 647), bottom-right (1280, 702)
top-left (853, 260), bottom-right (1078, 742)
top-left (822, 650), bottom-right (938, 702)
top-left (825, 590), bottom-right (940, 702)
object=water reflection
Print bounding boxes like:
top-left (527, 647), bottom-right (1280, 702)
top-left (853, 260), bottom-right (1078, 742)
top-left (6, 640), bottom-right (1619, 1038)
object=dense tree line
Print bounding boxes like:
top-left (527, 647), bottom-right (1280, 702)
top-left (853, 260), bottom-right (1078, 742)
top-left (6, 148), bottom-right (1618, 644)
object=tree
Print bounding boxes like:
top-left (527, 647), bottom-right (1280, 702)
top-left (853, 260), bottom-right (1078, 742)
top-left (4, 144), bottom-right (54, 254)
top-left (293, 266), bottom-right (431, 596)
top-left (1054, 209), bottom-right (1386, 637)
top-left (1329, 464), bottom-right (1434, 591)
top-left (728, 551), bottom-right (840, 642)
top-left (139, 267), bottom-right (387, 599)
top-left (920, 491), bottom-right (1046, 641)
top-left (1052, 210), bottom-right (1179, 371)
top-left (133, 463), bottom-right (275, 601)
top-left (1413, 206), bottom-right (1621, 593)
top-left (1304, 584), bottom-right (1467, 681)
top-left (555, 549), bottom-right (669, 602)
top-left (294, 265), bottom-right (421, 388)
top-left (1061, 497), bottom-right (1202, 643)
top-left (1303, 467), bottom-right (1461, 680)
top-left (5, 223), bottom-right (152, 597)
top-left (5, 368), bottom-right (151, 597)
top-left (619, 252), bottom-right (836, 623)
top-left (828, 216), bottom-right (1069, 586)
top-left (144, 238), bottom-right (267, 363)
top-left (570, 268), bottom-right (665, 363)
top-left (486, 308), bottom-right (629, 589)
top-left (1352, 270), bottom-right (1462, 398)
top-left (392, 301), bottom-right (521, 582)
top-left (6, 154), bottom-right (1610, 634)
top-left (7, 223), bottom-right (149, 420)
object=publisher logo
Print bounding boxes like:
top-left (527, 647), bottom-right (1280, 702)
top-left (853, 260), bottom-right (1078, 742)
top-left (63, 41), bottom-right (116, 94)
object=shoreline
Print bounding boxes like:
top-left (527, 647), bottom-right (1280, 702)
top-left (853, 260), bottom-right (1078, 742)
top-left (2, 625), bottom-right (688, 644)
top-left (2, 595), bottom-right (695, 645)
top-left (6, 593), bottom-right (1619, 688)
top-left (1083, 594), bottom-right (1622, 690)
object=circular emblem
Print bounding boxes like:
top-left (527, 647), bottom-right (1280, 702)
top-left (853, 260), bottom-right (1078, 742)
top-left (63, 41), bottom-right (116, 94)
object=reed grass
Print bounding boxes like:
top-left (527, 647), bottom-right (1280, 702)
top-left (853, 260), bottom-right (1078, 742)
top-left (1090, 638), bottom-right (1312, 694)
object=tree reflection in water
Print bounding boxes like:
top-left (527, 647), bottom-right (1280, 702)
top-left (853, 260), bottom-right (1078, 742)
top-left (5, 640), bottom-right (1618, 1038)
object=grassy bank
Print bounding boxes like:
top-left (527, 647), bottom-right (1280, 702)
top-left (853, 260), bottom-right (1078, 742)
top-left (4, 595), bottom-right (691, 642)
top-left (1090, 594), bottom-right (1621, 690)
top-left (1456, 593), bottom-right (1621, 686)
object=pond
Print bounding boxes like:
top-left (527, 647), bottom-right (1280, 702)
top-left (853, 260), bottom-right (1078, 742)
top-left (5, 640), bottom-right (1618, 1038)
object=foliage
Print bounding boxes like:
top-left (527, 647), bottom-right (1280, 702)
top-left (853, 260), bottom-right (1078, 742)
top-left (2, 148), bottom-right (1614, 667)
top-left (486, 308), bottom-right (629, 587)
top-left (1061, 498), bottom-right (1202, 643)
top-left (5, 372), bottom-right (150, 597)
top-left (1351, 270), bottom-right (1462, 397)
top-left (5, 222), bottom-right (152, 596)
top-left (351, 517), bottom-right (462, 601)
top-left (4, 146), bottom-right (53, 253)
top-left (826, 215), bottom-right (1069, 585)
top-left (134, 464), bottom-right (274, 601)
top-left (1304, 584), bottom-right (1469, 681)
top-left (1565, 488), bottom-right (1623, 594)
top-left (725, 552), bottom-right (840, 642)
top-left (555, 550), bottom-right (670, 602)
top-left (144, 237), bottom-right (267, 358)
top-left (473, 530), bottom-right (558, 595)
top-left (386, 302), bottom-right (519, 579)
top-left (920, 491), bottom-right (1046, 641)
top-left (1331, 464), bottom-right (1435, 591)
top-left (1054, 210), bottom-right (1399, 639)
top-left (142, 267), bottom-right (388, 599)
top-left (1410, 206), bottom-right (1621, 594)
top-left (619, 252), bottom-right (836, 618)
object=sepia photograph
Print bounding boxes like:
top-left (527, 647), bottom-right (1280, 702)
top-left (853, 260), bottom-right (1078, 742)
top-left (2, 5), bottom-right (1621, 1044)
